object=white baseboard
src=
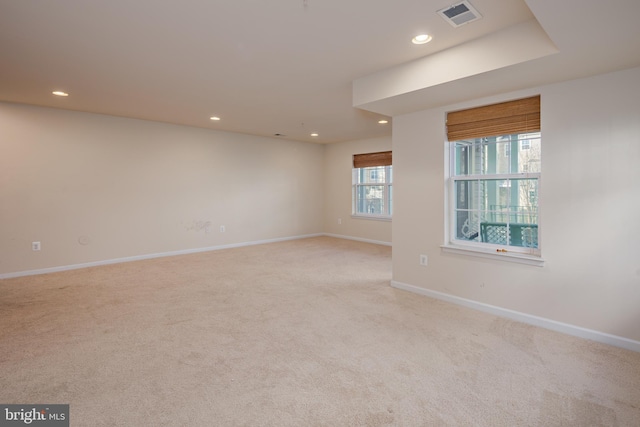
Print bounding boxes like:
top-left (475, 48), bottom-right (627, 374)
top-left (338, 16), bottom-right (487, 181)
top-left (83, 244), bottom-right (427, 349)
top-left (323, 233), bottom-right (391, 247)
top-left (391, 280), bottom-right (640, 353)
top-left (0, 233), bottom-right (323, 279)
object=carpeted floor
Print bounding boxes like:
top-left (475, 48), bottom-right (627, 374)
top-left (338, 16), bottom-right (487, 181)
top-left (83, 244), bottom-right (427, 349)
top-left (1, 237), bottom-right (639, 426)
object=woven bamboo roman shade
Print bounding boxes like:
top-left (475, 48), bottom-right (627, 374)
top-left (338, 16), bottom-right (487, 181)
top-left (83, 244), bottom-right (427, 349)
top-left (353, 151), bottom-right (392, 168)
top-left (446, 95), bottom-right (540, 141)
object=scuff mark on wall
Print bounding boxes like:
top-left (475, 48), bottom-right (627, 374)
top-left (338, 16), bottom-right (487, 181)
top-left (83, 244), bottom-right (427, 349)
top-left (78, 235), bottom-right (92, 245)
top-left (183, 220), bottom-right (212, 233)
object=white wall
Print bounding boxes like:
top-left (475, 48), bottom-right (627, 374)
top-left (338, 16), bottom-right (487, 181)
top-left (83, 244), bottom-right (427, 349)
top-left (392, 66), bottom-right (640, 343)
top-left (0, 103), bottom-right (324, 275)
top-left (5, 67), bottom-right (637, 345)
top-left (323, 136), bottom-right (392, 245)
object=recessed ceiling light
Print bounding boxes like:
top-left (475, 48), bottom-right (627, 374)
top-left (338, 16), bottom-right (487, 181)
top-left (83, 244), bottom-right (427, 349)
top-left (52, 91), bottom-right (69, 97)
top-left (310, 133), bottom-right (319, 137)
top-left (210, 116), bottom-right (221, 121)
top-left (412, 34), bottom-right (432, 45)
top-left (378, 119), bottom-right (389, 124)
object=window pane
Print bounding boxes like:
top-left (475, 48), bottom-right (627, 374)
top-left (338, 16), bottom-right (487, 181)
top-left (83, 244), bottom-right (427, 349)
top-left (479, 220), bottom-right (538, 247)
top-left (454, 210), bottom-right (480, 242)
top-left (454, 133), bottom-right (541, 176)
top-left (516, 133), bottom-right (541, 173)
top-left (480, 221), bottom-right (509, 245)
top-left (454, 142), bottom-right (467, 176)
top-left (455, 179), bottom-right (481, 211)
top-left (512, 179), bottom-right (538, 223)
top-left (388, 185), bottom-right (393, 215)
top-left (512, 223), bottom-right (538, 248)
top-left (456, 178), bottom-right (540, 247)
top-left (355, 185), bottom-right (385, 215)
top-left (358, 166), bottom-right (386, 184)
top-left (454, 140), bottom-right (483, 176)
top-left (494, 136), bottom-right (513, 174)
top-left (471, 178), bottom-right (538, 223)
top-left (480, 179), bottom-right (510, 221)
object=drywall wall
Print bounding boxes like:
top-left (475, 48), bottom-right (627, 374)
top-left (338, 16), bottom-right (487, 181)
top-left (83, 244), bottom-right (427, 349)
top-left (0, 103), bottom-right (324, 275)
top-left (323, 136), bottom-right (392, 245)
top-left (392, 66), bottom-right (640, 342)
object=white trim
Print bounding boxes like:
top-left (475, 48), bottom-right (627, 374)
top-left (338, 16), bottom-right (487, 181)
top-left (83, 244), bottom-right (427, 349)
top-left (446, 134), bottom-right (543, 261)
top-left (323, 233), bottom-right (391, 247)
top-left (0, 234), bottom-right (323, 279)
top-left (391, 280), bottom-right (640, 353)
top-left (441, 244), bottom-right (544, 266)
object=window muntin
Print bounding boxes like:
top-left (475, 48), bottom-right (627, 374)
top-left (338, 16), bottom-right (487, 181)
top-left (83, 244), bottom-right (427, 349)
top-left (352, 165), bottom-right (392, 218)
top-left (450, 132), bottom-right (540, 254)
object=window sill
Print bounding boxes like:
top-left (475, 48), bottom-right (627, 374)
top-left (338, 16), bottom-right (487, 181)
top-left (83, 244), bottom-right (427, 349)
top-left (351, 215), bottom-right (392, 222)
top-left (440, 244), bottom-right (544, 267)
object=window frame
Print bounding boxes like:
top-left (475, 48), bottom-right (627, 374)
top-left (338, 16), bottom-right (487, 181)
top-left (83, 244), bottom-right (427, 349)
top-left (352, 164), bottom-right (393, 221)
top-left (443, 134), bottom-right (544, 266)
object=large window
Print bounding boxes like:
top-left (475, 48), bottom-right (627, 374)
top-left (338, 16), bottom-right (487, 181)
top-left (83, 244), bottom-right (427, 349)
top-left (352, 151), bottom-right (392, 219)
top-left (446, 96), bottom-right (541, 257)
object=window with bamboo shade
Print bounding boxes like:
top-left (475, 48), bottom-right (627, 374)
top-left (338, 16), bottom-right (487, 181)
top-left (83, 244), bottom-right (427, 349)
top-left (445, 96), bottom-right (542, 263)
top-left (352, 151), bottom-right (392, 219)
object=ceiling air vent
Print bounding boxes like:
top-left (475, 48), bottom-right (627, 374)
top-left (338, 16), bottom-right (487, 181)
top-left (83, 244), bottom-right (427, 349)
top-left (438, 1), bottom-right (482, 28)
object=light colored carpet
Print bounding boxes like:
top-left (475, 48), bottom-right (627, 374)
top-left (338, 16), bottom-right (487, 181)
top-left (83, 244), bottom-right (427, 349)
top-left (1, 236), bottom-right (639, 426)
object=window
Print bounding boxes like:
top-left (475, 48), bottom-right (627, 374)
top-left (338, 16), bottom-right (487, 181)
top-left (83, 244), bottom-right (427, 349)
top-left (352, 151), bottom-right (392, 219)
top-left (446, 96), bottom-right (541, 258)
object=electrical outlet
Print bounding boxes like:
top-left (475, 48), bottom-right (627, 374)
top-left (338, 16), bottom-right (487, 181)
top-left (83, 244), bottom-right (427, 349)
top-left (419, 254), bottom-right (428, 266)
top-left (219, 225), bottom-right (226, 233)
top-left (338, 218), bottom-right (342, 225)
top-left (32, 241), bottom-right (41, 251)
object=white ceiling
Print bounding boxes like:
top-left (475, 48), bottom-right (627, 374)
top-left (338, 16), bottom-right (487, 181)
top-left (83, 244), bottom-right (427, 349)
top-left (1, 0), bottom-right (639, 143)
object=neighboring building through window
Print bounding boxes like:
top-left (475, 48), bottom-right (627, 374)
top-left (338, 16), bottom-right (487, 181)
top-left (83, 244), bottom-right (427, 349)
top-left (446, 96), bottom-right (541, 257)
top-left (352, 151), bottom-right (392, 219)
